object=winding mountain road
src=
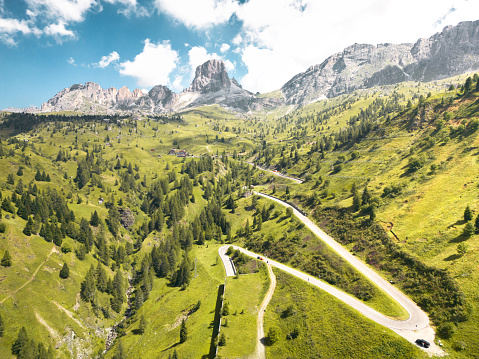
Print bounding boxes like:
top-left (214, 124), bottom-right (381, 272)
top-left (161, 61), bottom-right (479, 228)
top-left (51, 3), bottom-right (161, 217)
top-left (246, 162), bottom-right (304, 184)
top-left (218, 191), bottom-right (445, 356)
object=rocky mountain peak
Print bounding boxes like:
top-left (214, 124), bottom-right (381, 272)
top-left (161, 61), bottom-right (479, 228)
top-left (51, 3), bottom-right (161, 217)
top-left (187, 59), bottom-right (231, 93)
top-left (281, 19), bottom-right (479, 106)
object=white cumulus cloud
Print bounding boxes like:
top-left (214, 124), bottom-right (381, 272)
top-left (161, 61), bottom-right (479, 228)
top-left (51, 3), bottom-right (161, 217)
top-left (155, 0), bottom-right (238, 29)
top-left (44, 21), bottom-right (75, 39)
top-left (220, 43), bottom-right (230, 53)
top-left (25, 0), bottom-right (99, 23)
top-left (120, 39), bottom-right (179, 87)
top-left (94, 51), bottom-right (120, 68)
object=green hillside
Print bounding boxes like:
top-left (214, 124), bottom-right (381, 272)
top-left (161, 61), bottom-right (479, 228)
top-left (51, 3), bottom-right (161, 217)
top-left (0, 72), bottom-right (478, 358)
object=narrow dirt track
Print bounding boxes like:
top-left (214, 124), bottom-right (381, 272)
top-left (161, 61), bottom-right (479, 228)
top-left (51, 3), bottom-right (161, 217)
top-left (1, 245), bottom-right (58, 304)
top-left (252, 264), bottom-right (276, 359)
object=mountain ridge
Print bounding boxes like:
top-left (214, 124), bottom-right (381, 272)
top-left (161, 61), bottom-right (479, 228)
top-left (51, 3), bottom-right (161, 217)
top-left (5, 19), bottom-right (479, 114)
top-left (281, 20), bottom-right (479, 105)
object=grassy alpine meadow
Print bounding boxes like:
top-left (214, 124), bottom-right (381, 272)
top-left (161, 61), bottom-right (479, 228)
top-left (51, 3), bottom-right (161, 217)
top-left (106, 244), bottom-right (225, 359)
top-left (0, 71), bottom-right (479, 359)
top-left (216, 265), bottom-right (270, 358)
top-left (264, 268), bottom-right (428, 359)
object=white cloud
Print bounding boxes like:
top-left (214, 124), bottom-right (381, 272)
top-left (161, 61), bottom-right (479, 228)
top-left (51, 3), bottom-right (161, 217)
top-left (154, 0), bottom-right (238, 29)
top-left (120, 39), bottom-right (178, 87)
top-left (25, 0), bottom-right (99, 23)
top-left (103, 0), bottom-right (148, 17)
top-left (234, 0), bottom-right (479, 93)
top-left (171, 76), bottom-right (183, 91)
top-left (0, 18), bottom-right (34, 34)
top-left (67, 56), bottom-right (76, 65)
top-left (220, 43), bottom-right (230, 53)
top-left (232, 34), bottom-right (242, 46)
top-left (44, 21), bottom-right (75, 38)
top-left (224, 59), bottom-right (234, 72)
top-left (94, 51), bottom-right (120, 68)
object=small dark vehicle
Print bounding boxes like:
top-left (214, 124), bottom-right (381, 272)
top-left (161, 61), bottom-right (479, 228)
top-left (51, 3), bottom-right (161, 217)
top-left (415, 339), bottom-right (430, 348)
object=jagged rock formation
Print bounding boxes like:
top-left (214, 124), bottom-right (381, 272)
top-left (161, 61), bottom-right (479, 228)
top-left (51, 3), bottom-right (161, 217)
top-left (38, 59), bottom-right (279, 114)
top-left (177, 59), bottom-right (280, 111)
top-left (281, 20), bottom-right (479, 105)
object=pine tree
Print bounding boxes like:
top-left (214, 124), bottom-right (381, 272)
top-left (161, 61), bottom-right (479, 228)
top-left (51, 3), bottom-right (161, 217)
top-left (361, 186), bottom-right (371, 206)
top-left (135, 287), bottom-right (144, 310)
top-left (113, 339), bottom-right (125, 359)
top-left (11, 326), bottom-right (28, 355)
top-left (111, 270), bottom-right (125, 313)
top-left (218, 332), bottom-right (226, 346)
top-left (1, 250), bottom-right (12, 267)
top-left (464, 205), bottom-right (473, 222)
top-left (80, 265), bottom-right (96, 303)
top-left (463, 222), bottom-right (475, 237)
top-left (352, 189), bottom-right (361, 212)
top-left (96, 262), bottom-right (108, 292)
top-left (90, 210), bottom-right (100, 226)
top-left (0, 312), bottom-right (4, 337)
top-left (139, 314), bottom-right (146, 335)
top-left (179, 319), bottom-right (187, 343)
top-left (23, 216), bottom-right (34, 236)
top-left (59, 263), bottom-right (69, 279)
top-left (475, 213), bottom-right (479, 234)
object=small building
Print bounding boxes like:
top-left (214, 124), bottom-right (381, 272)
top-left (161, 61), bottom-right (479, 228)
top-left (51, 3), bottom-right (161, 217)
top-left (98, 198), bottom-right (104, 204)
top-left (151, 149), bottom-right (156, 152)
top-left (177, 150), bottom-right (187, 157)
top-left (168, 149), bottom-right (176, 155)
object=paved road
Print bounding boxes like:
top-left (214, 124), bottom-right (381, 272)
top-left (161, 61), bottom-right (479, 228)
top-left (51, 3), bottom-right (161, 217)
top-left (218, 190), bottom-right (445, 356)
top-left (246, 162), bottom-right (304, 184)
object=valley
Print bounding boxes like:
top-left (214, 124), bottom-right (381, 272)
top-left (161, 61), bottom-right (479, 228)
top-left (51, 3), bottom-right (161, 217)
top-left (1, 18), bottom-right (479, 359)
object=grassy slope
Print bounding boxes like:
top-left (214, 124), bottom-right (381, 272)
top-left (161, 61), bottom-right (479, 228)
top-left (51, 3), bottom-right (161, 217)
top-left (256, 76), bottom-right (479, 357)
top-left (265, 268), bottom-right (427, 359)
top-left (227, 194), bottom-right (408, 319)
top-left (217, 266), bottom-right (269, 358)
top-left (106, 244), bottom-right (225, 359)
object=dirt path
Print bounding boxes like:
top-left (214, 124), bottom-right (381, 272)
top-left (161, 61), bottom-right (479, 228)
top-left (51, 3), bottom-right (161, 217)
top-left (1, 245), bottom-right (58, 304)
top-left (52, 300), bottom-right (87, 330)
top-left (35, 311), bottom-right (59, 339)
top-left (252, 264), bottom-right (276, 359)
top-left (206, 145), bottom-right (211, 153)
top-left (246, 162), bottom-right (303, 184)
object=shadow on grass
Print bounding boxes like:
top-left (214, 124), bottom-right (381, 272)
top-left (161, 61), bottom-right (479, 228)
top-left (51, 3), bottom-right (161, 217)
top-left (444, 253), bottom-right (461, 261)
top-left (161, 342), bottom-right (180, 352)
top-left (447, 219), bottom-right (465, 229)
top-left (449, 234), bottom-right (468, 243)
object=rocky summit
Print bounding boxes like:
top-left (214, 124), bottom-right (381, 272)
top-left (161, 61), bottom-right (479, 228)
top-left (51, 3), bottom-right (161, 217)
top-left (38, 59), bottom-right (277, 114)
top-left (281, 20), bottom-right (479, 105)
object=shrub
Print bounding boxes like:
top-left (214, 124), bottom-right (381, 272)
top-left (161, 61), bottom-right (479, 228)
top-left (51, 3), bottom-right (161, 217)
top-left (267, 327), bottom-right (279, 345)
top-left (437, 322), bottom-right (455, 339)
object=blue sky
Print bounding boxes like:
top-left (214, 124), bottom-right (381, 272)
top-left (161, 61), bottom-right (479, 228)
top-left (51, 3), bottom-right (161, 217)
top-left (1, 0), bottom-right (479, 109)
